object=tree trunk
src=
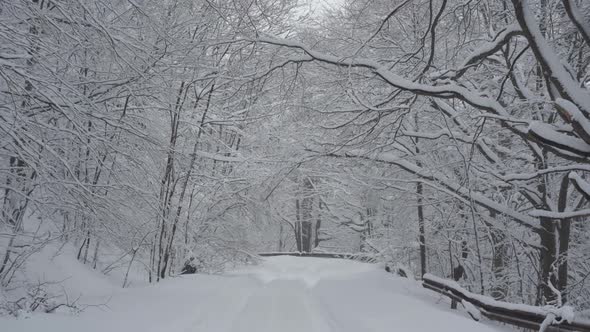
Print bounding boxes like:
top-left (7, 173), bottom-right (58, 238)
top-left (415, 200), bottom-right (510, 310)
top-left (300, 177), bottom-right (314, 253)
top-left (490, 229), bottom-right (509, 300)
top-left (92, 240), bottom-right (100, 269)
top-left (557, 174), bottom-right (571, 303)
top-left (417, 180), bottom-right (426, 277)
top-left (538, 216), bottom-right (557, 304)
top-left (155, 82), bottom-right (186, 281)
top-left (295, 199), bottom-right (302, 252)
top-left (314, 200), bottom-right (322, 248)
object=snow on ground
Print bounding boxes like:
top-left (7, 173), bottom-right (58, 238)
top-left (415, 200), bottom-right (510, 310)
top-left (19, 242), bottom-right (118, 298)
top-left (1, 256), bottom-right (511, 332)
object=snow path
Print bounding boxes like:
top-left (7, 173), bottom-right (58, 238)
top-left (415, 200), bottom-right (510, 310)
top-left (2, 256), bottom-right (507, 332)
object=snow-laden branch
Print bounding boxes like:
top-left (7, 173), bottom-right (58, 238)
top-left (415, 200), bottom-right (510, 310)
top-left (400, 129), bottom-right (475, 141)
top-left (528, 122), bottom-right (590, 157)
top-left (431, 24), bottom-right (522, 80)
top-left (431, 99), bottom-right (501, 163)
top-left (555, 98), bottom-right (590, 145)
top-left (526, 172), bottom-right (590, 218)
top-left (193, 150), bottom-right (244, 163)
top-left (562, 0), bottom-right (590, 47)
top-left (512, 0), bottom-right (590, 117)
top-left (256, 34), bottom-right (509, 115)
top-left (459, 24), bottom-right (522, 69)
top-left (529, 209), bottom-right (590, 219)
top-left (324, 150), bottom-right (541, 232)
top-left (502, 165), bottom-right (590, 181)
top-left (0, 52), bottom-right (32, 60)
top-left (254, 35), bottom-right (590, 159)
top-left (569, 172), bottom-right (590, 200)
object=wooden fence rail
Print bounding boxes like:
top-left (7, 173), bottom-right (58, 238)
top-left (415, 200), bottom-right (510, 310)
top-left (258, 252), bottom-right (378, 263)
top-left (423, 274), bottom-right (590, 332)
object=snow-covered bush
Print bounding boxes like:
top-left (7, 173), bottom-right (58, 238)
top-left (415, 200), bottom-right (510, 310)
top-left (0, 282), bottom-right (79, 317)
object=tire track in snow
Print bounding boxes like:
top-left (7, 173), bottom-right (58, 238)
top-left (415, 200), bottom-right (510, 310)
top-left (182, 276), bottom-right (262, 332)
top-left (226, 279), bottom-right (340, 332)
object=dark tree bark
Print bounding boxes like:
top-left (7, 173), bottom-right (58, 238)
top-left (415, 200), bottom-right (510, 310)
top-left (417, 180), bottom-right (426, 277)
top-left (295, 198), bottom-right (302, 252)
top-left (557, 174), bottom-right (571, 303)
top-left (490, 229), bottom-right (509, 300)
top-left (314, 200), bottom-right (322, 248)
top-left (299, 177), bottom-right (314, 253)
top-left (538, 216), bottom-right (557, 304)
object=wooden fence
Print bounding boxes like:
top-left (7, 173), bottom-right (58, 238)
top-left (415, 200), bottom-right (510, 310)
top-left (258, 251), bottom-right (378, 263)
top-left (423, 274), bottom-right (590, 332)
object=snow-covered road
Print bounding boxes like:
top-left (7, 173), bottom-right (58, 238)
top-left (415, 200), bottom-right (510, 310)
top-left (3, 256), bottom-right (507, 332)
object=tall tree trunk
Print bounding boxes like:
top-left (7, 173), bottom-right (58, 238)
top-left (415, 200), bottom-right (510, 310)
top-left (92, 240), bottom-right (100, 269)
top-left (278, 219), bottom-right (284, 251)
top-left (538, 216), bottom-right (557, 304)
top-left (155, 82), bottom-right (186, 281)
top-left (417, 174), bottom-right (426, 277)
top-left (414, 115), bottom-right (426, 277)
top-left (490, 228), bottom-right (509, 300)
top-left (295, 199), bottom-right (302, 252)
top-left (83, 231), bottom-right (91, 264)
top-left (314, 200), bottom-right (322, 248)
top-left (557, 174), bottom-right (571, 303)
top-left (300, 177), bottom-right (314, 253)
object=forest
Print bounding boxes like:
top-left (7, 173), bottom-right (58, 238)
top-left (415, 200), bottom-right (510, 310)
top-left (1, 0), bottom-right (590, 320)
